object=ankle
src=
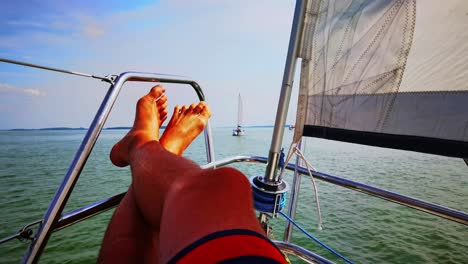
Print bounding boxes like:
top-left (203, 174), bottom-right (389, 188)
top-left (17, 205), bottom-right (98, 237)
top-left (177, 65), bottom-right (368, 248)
top-left (126, 132), bottom-right (158, 159)
top-left (160, 137), bottom-right (184, 156)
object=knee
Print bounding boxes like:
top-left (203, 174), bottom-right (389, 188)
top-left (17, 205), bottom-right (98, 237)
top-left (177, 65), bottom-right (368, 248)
top-left (210, 167), bottom-right (251, 189)
top-left (169, 167), bottom-right (251, 196)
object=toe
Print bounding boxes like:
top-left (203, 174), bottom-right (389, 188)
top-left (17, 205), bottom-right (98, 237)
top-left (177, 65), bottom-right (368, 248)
top-left (157, 95), bottom-right (167, 106)
top-left (160, 102), bottom-right (168, 113)
top-left (133, 87), bottom-right (166, 132)
top-left (148, 85), bottom-right (165, 99)
top-left (193, 102), bottom-right (204, 115)
top-left (200, 103), bottom-right (211, 118)
top-left (188, 103), bottom-right (197, 113)
top-left (172, 105), bottom-right (180, 116)
top-left (170, 105), bottom-right (181, 123)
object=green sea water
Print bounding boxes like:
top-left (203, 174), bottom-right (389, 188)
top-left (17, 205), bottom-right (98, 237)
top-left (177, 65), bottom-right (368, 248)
top-left (0, 128), bottom-right (467, 263)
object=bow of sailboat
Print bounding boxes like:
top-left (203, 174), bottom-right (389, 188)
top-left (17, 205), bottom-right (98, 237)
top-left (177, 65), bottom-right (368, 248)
top-left (0, 1), bottom-right (467, 263)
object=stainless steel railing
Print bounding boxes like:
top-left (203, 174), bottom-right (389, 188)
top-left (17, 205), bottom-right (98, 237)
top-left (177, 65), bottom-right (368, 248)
top-left (11, 155), bottom-right (465, 242)
top-left (4, 68), bottom-right (216, 263)
top-left (274, 241), bottom-right (335, 264)
top-left (210, 156), bottom-right (468, 225)
top-left (3, 149), bottom-right (467, 262)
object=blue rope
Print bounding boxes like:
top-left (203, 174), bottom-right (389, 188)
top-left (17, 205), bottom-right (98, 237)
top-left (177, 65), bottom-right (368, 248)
top-left (252, 189), bottom-right (286, 213)
top-left (278, 147), bottom-right (285, 168)
top-left (251, 181), bottom-right (352, 263)
top-left (279, 211), bottom-right (353, 264)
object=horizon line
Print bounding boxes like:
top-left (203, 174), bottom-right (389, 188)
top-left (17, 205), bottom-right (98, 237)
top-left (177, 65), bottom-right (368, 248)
top-left (2, 125), bottom-right (295, 131)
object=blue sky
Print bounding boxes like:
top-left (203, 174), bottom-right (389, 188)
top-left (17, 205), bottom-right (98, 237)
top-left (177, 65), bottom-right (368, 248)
top-left (0, 0), bottom-right (299, 129)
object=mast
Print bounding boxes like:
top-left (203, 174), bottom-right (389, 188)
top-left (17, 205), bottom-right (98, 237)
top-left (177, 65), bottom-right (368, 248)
top-left (237, 93), bottom-right (243, 127)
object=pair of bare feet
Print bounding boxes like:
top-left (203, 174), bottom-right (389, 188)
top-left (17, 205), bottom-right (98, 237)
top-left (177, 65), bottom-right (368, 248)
top-left (110, 85), bottom-right (211, 166)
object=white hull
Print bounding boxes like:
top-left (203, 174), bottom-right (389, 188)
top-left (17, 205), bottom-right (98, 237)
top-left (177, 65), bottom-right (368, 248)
top-left (232, 129), bottom-right (245, 136)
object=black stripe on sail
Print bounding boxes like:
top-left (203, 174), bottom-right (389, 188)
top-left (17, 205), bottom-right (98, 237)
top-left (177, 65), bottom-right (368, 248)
top-left (303, 125), bottom-right (468, 159)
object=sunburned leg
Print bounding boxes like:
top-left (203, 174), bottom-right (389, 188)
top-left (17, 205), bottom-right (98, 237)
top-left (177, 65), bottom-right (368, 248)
top-left (128, 101), bottom-right (211, 227)
top-left (100, 86), bottom-right (213, 263)
top-left (158, 167), bottom-right (265, 263)
top-left (101, 85), bottom-right (266, 263)
top-left (127, 104), bottom-right (265, 262)
top-left (100, 85), bottom-right (168, 263)
top-left (98, 187), bottom-right (158, 263)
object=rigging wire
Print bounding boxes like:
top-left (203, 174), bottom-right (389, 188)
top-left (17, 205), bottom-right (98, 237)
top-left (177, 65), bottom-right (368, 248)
top-left (0, 57), bottom-right (112, 83)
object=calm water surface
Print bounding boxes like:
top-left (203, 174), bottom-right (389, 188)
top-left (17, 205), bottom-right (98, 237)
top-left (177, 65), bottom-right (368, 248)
top-left (0, 128), bottom-right (466, 263)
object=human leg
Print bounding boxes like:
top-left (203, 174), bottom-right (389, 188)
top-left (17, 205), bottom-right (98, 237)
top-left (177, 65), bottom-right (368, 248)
top-left (98, 187), bottom-right (157, 263)
top-left (124, 110), bottom-right (270, 262)
top-left (101, 85), bottom-right (283, 263)
top-left (158, 166), bottom-right (266, 263)
top-left (99, 85), bottom-right (168, 263)
top-left (100, 86), bottom-right (213, 263)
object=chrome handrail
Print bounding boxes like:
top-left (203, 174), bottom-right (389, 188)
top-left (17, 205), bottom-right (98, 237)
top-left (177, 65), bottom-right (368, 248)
top-left (209, 156), bottom-right (467, 225)
top-left (4, 154), bottom-right (464, 263)
top-left (21, 71), bottom-right (215, 264)
top-left (55, 193), bottom-right (126, 231)
top-left (274, 241), bottom-right (335, 264)
top-left (17, 155), bottom-right (464, 237)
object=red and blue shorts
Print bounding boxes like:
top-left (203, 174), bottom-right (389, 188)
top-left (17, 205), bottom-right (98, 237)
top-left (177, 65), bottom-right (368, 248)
top-left (168, 229), bottom-right (287, 264)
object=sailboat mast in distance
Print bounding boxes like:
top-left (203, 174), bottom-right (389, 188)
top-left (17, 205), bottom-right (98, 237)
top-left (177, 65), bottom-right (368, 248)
top-left (238, 93), bottom-right (243, 127)
top-left (232, 93), bottom-right (245, 136)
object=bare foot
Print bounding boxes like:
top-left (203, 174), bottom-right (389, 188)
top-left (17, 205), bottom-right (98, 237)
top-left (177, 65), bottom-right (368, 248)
top-left (110, 85), bottom-right (168, 167)
top-left (160, 102), bottom-right (211, 156)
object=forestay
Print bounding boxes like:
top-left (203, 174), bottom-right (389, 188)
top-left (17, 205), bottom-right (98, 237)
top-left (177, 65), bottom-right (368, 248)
top-left (293, 0), bottom-right (468, 158)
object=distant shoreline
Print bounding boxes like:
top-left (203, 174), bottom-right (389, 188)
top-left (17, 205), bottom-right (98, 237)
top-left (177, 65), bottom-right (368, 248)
top-left (7, 126), bottom-right (159, 131)
top-left (9, 127), bottom-right (88, 131)
top-left (5, 125), bottom-right (292, 131)
top-left (218, 125), bottom-right (281, 129)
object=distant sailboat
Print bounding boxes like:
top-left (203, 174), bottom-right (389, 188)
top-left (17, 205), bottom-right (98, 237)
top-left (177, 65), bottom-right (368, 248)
top-left (232, 93), bottom-right (245, 136)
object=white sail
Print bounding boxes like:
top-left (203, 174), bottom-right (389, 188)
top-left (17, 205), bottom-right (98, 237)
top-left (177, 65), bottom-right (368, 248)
top-left (233, 93), bottom-right (245, 136)
top-left (294, 0), bottom-right (468, 158)
top-left (237, 93), bottom-right (243, 127)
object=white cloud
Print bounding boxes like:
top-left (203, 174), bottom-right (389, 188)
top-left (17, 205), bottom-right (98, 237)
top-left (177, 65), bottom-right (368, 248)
top-left (74, 15), bottom-right (106, 39)
top-left (6, 20), bottom-right (49, 29)
top-left (0, 1), bottom-right (298, 128)
top-left (23, 88), bottom-right (46, 96)
top-left (0, 83), bottom-right (46, 96)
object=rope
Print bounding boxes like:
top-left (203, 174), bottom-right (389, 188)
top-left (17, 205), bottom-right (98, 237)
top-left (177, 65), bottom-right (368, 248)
top-left (279, 211), bottom-right (353, 264)
top-left (278, 139), bottom-right (322, 230)
top-left (252, 189), bottom-right (287, 213)
top-left (277, 142), bottom-right (297, 180)
top-left (295, 145), bottom-right (322, 230)
top-left (254, 140), bottom-right (351, 263)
